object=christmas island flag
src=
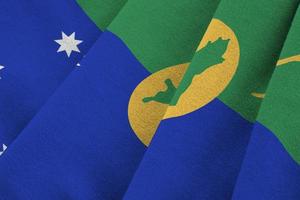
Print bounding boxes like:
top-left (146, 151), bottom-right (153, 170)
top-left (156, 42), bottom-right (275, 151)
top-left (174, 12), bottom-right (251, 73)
top-left (0, 0), bottom-right (128, 149)
top-left (123, 0), bottom-right (299, 199)
top-left (0, 0), bottom-right (220, 199)
top-left (232, 5), bottom-right (300, 199)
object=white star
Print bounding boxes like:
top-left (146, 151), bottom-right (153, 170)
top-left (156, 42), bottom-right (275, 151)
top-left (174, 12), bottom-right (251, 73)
top-left (55, 32), bottom-right (83, 57)
top-left (0, 65), bottom-right (4, 79)
top-left (0, 144), bottom-right (7, 156)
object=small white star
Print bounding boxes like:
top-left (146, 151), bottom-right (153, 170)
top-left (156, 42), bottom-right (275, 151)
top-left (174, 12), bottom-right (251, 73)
top-left (55, 32), bottom-right (83, 57)
top-left (0, 65), bottom-right (4, 79)
top-left (76, 63), bottom-right (81, 67)
top-left (0, 144), bottom-right (7, 156)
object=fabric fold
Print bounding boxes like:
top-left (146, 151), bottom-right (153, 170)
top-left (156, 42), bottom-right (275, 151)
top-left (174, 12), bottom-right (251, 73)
top-left (0, 0), bottom-right (128, 148)
top-left (232, 5), bottom-right (300, 199)
top-left (0, 0), bottom-right (220, 199)
top-left (122, 0), bottom-right (299, 199)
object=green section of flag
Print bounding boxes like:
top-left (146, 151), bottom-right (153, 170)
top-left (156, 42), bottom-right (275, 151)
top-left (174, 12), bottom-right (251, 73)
top-left (214, 0), bottom-right (299, 121)
top-left (108, 0), bottom-right (220, 73)
top-left (76, 0), bottom-right (127, 30)
top-left (142, 39), bottom-right (229, 105)
top-left (258, 7), bottom-right (300, 164)
top-left (278, 7), bottom-right (300, 60)
top-left (170, 39), bottom-right (229, 105)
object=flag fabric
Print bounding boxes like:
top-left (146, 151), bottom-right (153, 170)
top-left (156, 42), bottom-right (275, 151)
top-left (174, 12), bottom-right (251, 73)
top-left (0, 0), bottom-right (220, 199)
top-left (123, 0), bottom-right (299, 199)
top-left (0, 0), bottom-right (101, 146)
top-left (0, 0), bottom-right (127, 154)
top-left (77, 0), bottom-right (128, 30)
top-left (0, 0), bottom-right (300, 199)
top-left (232, 5), bottom-right (300, 199)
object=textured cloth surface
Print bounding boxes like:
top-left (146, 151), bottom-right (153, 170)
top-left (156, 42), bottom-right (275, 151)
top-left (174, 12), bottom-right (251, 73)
top-left (0, 0), bottom-right (300, 199)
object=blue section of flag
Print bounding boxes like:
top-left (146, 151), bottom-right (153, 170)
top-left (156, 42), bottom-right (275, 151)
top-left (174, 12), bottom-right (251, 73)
top-left (123, 99), bottom-right (252, 200)
top-left (0, 31), bottom-right (148, 199)
top-left (0, 0), bottom-right (101, 145)
top-left (232, 122), bottom-right (300, 200)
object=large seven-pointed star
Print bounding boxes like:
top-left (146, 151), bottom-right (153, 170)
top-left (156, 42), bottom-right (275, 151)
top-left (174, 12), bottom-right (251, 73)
top-left (55, 32), bottom-right (83, 57)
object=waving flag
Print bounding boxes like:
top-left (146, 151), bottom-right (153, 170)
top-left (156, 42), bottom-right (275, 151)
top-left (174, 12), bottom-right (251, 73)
top-left (123, 0), bottom-right (299, 199)
top-left (1, 0), bottom-right (300, 199)
top-left (0, 0), bottom-right (220, 199)
top-left (232, 5), bottom-right (300, 199)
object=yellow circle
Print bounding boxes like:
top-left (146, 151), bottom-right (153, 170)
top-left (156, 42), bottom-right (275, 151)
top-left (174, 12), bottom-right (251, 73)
top-left (128, 19), bottom-right (240, 146)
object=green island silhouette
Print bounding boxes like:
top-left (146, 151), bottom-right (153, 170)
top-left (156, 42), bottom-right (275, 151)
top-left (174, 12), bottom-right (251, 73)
top-left (143, 38), bottom-right (229, 105)
top-left (142, 79), bottom-right (176, 104)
